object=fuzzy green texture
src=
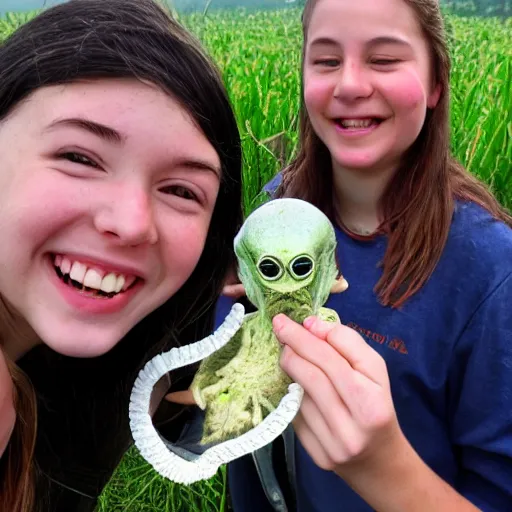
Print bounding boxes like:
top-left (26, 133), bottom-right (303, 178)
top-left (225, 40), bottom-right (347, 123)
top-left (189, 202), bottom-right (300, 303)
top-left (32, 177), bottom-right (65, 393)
top-left (191, 311), bottom-right (293, 444)
top-left (190, 198), bottom-right (341, 445)
top-left (265, 288), bottom-right (314, 324)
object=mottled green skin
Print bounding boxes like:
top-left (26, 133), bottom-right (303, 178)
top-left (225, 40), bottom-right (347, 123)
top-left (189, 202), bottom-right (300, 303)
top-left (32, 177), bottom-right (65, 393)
top-left (190, 199), bottom-right (341, 445)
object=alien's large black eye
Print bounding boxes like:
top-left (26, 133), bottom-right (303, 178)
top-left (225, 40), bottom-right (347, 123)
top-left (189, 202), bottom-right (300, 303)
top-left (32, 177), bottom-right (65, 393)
top-left (258, 257), bottom-right (283, 280)
top-left (290, 255), bottom-right (314, 279)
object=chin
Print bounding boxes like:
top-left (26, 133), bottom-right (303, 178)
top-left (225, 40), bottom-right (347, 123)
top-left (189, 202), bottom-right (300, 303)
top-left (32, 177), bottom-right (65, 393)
top-left (333, 149), bottom-right (396, 173)
top-left (38, 327), bottom-right (127, 358)
top-left (335, 158), bottom-right (381, 172)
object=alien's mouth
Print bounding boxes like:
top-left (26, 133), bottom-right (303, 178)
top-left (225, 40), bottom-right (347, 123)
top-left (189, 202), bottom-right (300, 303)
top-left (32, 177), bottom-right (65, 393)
top-left (52, 254), bottom-right (138, 299)
top-left (266, 290), bottom-right (313, 324)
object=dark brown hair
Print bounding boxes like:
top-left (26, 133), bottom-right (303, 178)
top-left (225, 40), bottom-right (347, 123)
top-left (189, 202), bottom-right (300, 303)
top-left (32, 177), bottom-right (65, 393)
top-left (278, 0), bottom-right (512, 307)
top-left (0, 355), bottom-right (37, 512)
top-left (0, 0), bottom-right (243, 509)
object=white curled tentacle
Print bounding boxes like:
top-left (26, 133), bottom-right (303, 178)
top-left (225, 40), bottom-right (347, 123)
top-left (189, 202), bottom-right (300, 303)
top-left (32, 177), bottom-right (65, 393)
top-left (129, 302), bottom-right (304, 485)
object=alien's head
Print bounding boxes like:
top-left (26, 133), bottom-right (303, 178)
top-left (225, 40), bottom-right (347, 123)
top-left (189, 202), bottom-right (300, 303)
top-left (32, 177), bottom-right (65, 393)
top-left (234, 198), bottom-right (339, 312)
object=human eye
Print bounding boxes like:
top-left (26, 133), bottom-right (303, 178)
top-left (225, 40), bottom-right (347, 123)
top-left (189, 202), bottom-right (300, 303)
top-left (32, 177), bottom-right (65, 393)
top-left (313, 58), bottom-right (340, 68)
top-left (370, 57), bottom-right (402, 66)
top-left (57, 151), bottom-right (100, 168)
top-left (159, 184), bottom-right (200, 202)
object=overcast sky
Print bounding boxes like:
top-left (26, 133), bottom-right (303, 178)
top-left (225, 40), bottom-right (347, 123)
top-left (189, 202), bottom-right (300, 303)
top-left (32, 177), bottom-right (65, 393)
top-left (0, 0), bottom-right (65, 14)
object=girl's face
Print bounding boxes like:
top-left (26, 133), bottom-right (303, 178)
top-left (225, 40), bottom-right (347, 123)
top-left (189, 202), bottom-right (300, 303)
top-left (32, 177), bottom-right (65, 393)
top-left (0, 78), bottom-right (221, 358)
top-left (0, 351), bottom-right (15, 457)
top-left (303, 0), bottom-right (441, 176)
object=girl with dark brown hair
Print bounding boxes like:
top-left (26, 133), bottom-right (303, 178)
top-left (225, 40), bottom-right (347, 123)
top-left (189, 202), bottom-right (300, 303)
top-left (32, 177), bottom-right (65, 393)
top-left (218, 0), bottom-right (512, 510)
top-left (0, 0), bottom-right (243, 510)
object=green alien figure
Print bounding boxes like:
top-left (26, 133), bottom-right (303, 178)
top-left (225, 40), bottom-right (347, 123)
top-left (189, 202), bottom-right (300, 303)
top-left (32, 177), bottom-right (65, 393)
top-left (129, 197), bottom-right (348, 484)
top-left (189, 197), bottom-right (348, 445)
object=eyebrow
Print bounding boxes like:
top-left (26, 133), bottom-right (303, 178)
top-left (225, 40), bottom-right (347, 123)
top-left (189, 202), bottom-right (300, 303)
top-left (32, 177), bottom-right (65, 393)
top-left (177, 158), bottom-right (221, 177)
top-left (45, 116), bottom-right (221, 176)
top-left (309, 35), bottom-right (411, 49)
top-left (367, 36), bottom-right (412, 48)
top-left (44, 117), bottom-right (125, 144)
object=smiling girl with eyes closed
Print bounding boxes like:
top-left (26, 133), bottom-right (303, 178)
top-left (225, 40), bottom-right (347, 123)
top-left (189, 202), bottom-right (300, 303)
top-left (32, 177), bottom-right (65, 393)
top-left (219, 0), bottom-right (512, 510)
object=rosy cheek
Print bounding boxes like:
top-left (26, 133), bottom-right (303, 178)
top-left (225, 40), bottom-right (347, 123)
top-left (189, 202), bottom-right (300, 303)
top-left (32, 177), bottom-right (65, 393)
top-left (303, 76), bottom-right (333, 111)
top-left (381, 70), bottom-right (427, 111)
top-left (17, 181), bottom-right (86, 239)
top-left (162, 220), bottom-right (209, 270)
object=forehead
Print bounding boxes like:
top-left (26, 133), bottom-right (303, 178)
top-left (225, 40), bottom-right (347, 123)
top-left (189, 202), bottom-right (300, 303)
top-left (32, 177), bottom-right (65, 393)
top-left (5, 78), bottom-right (220, 169)
top-left (235, 202), bottom-right (333, 260)
top-left (306, 0), bottom-right (424, 47)
top-left (29, 79), bottom-right (195, 132)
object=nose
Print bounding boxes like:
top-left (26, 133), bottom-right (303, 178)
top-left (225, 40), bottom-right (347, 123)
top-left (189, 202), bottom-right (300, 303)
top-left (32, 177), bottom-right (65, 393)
top-left (93, 184), bottom-right (158, 246)
top-left (333, 60), bottom-right (373, 101)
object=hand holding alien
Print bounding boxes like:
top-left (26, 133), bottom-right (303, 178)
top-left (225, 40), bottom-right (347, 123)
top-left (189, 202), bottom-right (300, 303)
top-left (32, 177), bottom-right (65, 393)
top-left (273, 313), bottom-right (407, 480)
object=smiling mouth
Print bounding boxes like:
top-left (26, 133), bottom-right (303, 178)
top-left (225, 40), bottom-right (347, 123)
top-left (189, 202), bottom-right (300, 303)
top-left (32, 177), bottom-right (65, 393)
top-left (334, 118), bottom-right (384, 129)
top-left (52, 254), bottom-right (139, 299)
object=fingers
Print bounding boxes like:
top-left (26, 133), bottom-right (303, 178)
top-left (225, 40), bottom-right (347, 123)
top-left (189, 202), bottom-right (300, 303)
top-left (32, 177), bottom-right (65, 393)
top-left (276, 316), bottom-right (355, 385)
top-left (279, 315), bottom-right (388, 387)
top-left (222, 283), bottom-right (246, 299)
top-left (293, 406), bottom-right (334, 471)
top-left (294, 394), bottom-right (364, 470)
top-left (276, 315), bottom-right (389, 417)
top-left (296, 392), bottom-right (339, 447)
top-left (323, 324), bottom-right (388, 387)
top-left (164, 389), bottom-right (196, 405)
top-left (280, 344), bottom-right (353, 437)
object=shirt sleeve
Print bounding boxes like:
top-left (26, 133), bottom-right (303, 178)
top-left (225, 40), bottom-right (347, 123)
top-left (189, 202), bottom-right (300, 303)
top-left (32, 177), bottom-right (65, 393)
top-left (213, 294), bottom-right (237, 330)
top-left (448, 272), bottom-right (512, 511)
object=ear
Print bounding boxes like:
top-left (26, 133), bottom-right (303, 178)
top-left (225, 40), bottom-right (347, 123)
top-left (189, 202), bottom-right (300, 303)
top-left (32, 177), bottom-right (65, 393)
top-left (427, 82), bottom-right (442, 109)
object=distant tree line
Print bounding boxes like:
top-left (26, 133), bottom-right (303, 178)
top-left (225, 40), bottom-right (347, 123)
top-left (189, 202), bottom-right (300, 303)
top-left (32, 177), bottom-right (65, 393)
top-left (168, 0), bottom-right (511, 16)
top-left (441, 0), bottom-right (509, 17)
top-left (292, 0), bottom-right (509, 16)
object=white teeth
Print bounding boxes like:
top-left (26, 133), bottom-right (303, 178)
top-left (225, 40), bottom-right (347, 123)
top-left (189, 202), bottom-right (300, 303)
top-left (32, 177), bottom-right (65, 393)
top-left (100, 273), bottom-right (117, 294)
top-left (69, 262), bottom-right (87, 283)
top-left (115, 275), bottom-right (125, 293)
top-left (54, 255), bottom-right (135, 294)
top-left (340, 119), bottom-right (374, 128)
top-left (83, 269), bottom-right (103, 290)
top-left (61, 257), bottom-right (72, 275)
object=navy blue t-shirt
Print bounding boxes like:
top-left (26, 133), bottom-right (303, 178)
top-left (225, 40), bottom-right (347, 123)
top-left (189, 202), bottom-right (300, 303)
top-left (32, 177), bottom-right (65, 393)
top-left (214, 177), bottom-right (512, 511)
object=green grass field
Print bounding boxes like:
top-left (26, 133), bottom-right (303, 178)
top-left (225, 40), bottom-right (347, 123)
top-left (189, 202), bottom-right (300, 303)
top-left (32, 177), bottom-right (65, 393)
top-left (1, 5), bottom-right (511, 511)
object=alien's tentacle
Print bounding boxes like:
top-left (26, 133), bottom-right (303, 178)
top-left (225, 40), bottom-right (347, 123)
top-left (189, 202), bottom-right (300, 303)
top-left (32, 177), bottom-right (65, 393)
top-left (129, 304), bottom-right (244, 477)
top-left (201, 378), bottom-right (231, 402)
top-left (256, 394), bottom-right (278, 417)
top-left (251, 393), bottom-right (277, 426)
top-left (129, 303), bottom-right (304, 485)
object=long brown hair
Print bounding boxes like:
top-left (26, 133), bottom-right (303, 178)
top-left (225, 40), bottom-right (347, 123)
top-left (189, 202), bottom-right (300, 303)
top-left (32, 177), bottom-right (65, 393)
top-left (0, 353), bottom-right (37, 512)
top-left (278, 0), bottom-right (512, 308)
